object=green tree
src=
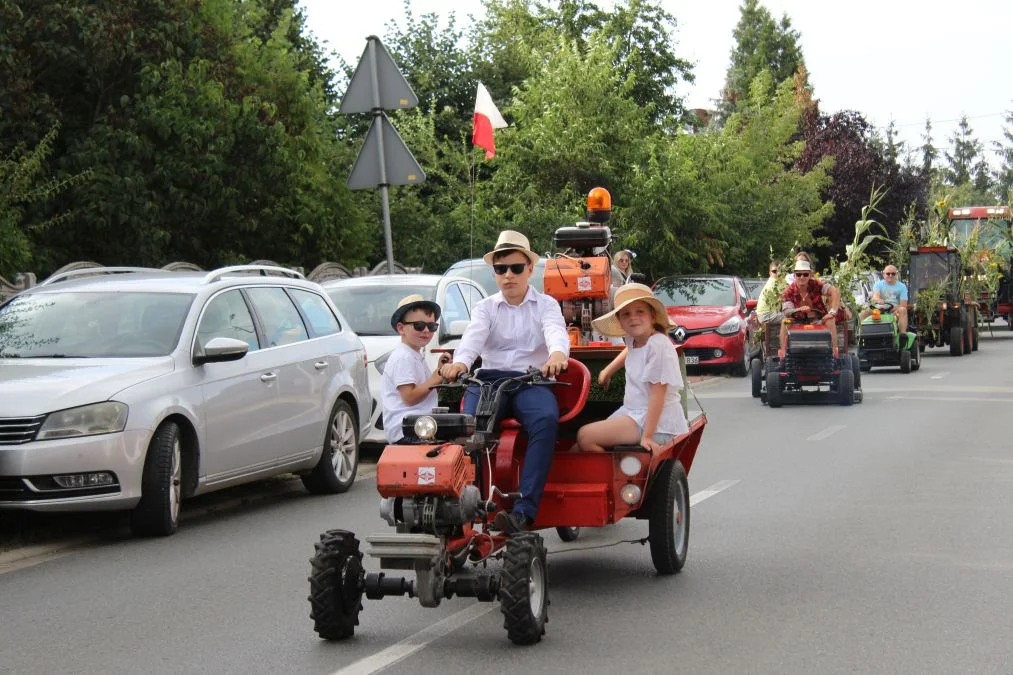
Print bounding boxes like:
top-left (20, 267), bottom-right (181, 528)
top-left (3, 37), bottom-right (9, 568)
top-left (943, 114), bottom-right (983, 186)
top-left (717, 0), bottom-right (805, 123)
top-left (920, 117), bottom-right (938, 180)
top-left (995, 107), bottom-right (1013, 201)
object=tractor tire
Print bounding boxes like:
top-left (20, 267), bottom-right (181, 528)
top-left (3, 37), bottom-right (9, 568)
top-left (949, 326), bottom-right (963, 356)
top-left (302, 400), bottom-right (359, 494)
top-left (750, 358), bottom-right (763, 398)
top-left (765, 370), bottom-right (783, 408)
top-left (648, 460), bottom-right (690, 575)
top-left (130, 421), bottom-right (183, 537)
top-left (308, 530), bottom-right (364, 641)
top-left (899, 349), bottom-right (912, 373)
top-left (973, 326), bottom-right (979, 351)
top-left (848, 354), bottom-right (862, 389)
top-left (839, 369), bottom-right (855, 406)
top-left (500, 533), bottom-right (549, 645)
top-left (911, 345), bottom-right (921, 371)
top-left (555, 526), bottom-right (580, 542)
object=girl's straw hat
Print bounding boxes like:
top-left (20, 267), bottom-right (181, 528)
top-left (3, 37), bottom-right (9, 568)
top-left (592, 283), bottom-right (677, 337)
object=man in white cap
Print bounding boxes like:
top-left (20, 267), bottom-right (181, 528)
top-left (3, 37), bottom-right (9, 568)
top-left (780, 258), bottom-right (843, 355)
top-left (440, 230), bottom-right (569, 534)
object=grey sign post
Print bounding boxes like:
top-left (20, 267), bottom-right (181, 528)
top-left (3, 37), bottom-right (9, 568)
top-left (341, 36), bottom-right (425, 273)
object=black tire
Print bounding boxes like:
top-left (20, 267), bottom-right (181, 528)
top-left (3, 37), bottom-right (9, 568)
top-left (949, 326), bottom-right (963, 356)
top-left (750, 358), bottom-right (763, 398)
top-left (839, 368), bottom-right (854, 406)
top-left (500, 533), bottom-right (549, 645)
top-left (648, 461), bottom-right (690, 575)
top-left (731, 347), bottom-right (749, 377)
top-left (911, 344), bottom-right (921, 371)
top-left (899, 349), bottom-right (912, 373)
top-left (308, 529), bottom-right (364, 640)
top-left (765, 369), bottom-right (783, 408)
top-left (973, 326), bottom-right (979, 351)
top-left (849, 354), bottom-right (861, 389)
top-left (302, 399), bottom-right (359, 494)
top-left (555, 526), bottom-right (580, 542)
top-left (130, 421), bottom-right (183, 537)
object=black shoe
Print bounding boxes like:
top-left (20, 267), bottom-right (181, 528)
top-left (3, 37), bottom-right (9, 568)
top-left (493, 510), bottom-right (531, 534)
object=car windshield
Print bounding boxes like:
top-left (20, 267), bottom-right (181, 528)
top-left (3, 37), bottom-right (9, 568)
top-left (0, 291), bottom-right (194, 358)
top-left (654, 277), bottom-right (736, 307)
top-left (326, 284), bottom-right (438, 336)
top-left (446, 260), bottom-right (545, 294)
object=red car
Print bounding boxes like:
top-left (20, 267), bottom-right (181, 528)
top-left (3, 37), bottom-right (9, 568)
top-left (653, 274), bottom-right (757, 376)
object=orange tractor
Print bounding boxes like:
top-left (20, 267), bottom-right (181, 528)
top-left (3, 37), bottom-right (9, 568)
top-left (308, 189), bottom-right (706, 644)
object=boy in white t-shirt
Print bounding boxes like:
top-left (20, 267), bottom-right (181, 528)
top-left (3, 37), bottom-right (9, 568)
top-left (381, 294), bottom-right (448, 444)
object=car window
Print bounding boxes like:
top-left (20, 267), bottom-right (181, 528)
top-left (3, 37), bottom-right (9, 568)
top-left (245, 287), bottom-right (308, 347)
top-left (288, 288), bottom-right (341, 337)
top-left (0, 291), bottom-right (193, 358)
top-left (197, 290), bottom-right (260, 351)
top-left (442, 284), bottom-right (469, 326)
top-left (460, 283), bottom-right (485, 313)
top-left (326, 284), bottom-right (438, 336)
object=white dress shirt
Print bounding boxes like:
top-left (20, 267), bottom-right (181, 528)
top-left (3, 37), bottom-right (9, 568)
top-left (452, 285), bottom-right (570, 372)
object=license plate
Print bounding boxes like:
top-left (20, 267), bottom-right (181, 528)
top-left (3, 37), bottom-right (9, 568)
top-left (684, 356), bottom-right (699, 365)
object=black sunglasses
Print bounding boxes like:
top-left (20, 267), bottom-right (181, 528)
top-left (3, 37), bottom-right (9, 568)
top-left (405, 321), bottom-right (439, 332)
top-left (884, 272), bottom-right (897, 276)
top-left (795, 272), bottom-right (811, 278)
top-left (493, 263), bottom-right (528, 275)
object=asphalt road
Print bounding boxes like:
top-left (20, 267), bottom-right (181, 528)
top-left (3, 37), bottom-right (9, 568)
top-left (3, 326), bottom-right (1013, 674)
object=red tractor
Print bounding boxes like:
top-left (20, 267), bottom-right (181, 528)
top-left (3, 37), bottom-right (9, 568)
top-left (307, 189), bottom-right (707, 644)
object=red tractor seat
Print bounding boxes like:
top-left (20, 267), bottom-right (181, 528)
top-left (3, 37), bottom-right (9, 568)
top-left (463, 358), bottom-right (592, 428)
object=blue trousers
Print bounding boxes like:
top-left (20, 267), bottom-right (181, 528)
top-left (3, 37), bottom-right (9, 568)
top-left (464, 369), bottom-right (559, 521)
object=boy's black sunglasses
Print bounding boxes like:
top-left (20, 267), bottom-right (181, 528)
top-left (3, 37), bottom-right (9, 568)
top-left (493, 263), bottom-right (528, 275)
top-left (405, 321), bottom-right (439, 332)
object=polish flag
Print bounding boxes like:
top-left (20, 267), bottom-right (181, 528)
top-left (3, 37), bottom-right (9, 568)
top-left (472, 82), bottom-right (508, 160)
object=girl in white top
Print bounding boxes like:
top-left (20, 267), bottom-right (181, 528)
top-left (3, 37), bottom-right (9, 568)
top-left (576, 283), bottom-right (688, 453)
top-left (381, 295), bottom-right (448, 444)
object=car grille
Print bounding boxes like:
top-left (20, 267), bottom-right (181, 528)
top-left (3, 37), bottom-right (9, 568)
top-left (0, 415), bottom-right (46, 445)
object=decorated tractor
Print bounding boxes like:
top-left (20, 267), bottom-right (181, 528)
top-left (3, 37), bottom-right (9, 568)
top-left (307, 189), bottom-right (707, 645)
top-left (761, 314), bottom-right (862, 407)
top-left (908, 246), bottom-right (978, 357)
top-left (857, 303), bottom-right (920, 372)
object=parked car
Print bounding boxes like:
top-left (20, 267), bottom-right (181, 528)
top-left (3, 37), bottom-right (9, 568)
top-left (444, 257), bottom-right (547, 295)
top-left (742, 277), bottom-right (766, 300)
top-left (0, 266), bottom-right (370, 536)
top-left (653, 274), bottom-right (757, 376)
top-left (323, 274), bottom-right (488, 444)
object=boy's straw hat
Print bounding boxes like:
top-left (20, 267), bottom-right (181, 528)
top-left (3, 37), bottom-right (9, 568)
top-left (482, 230), bottom-right (540, 266)
top-left (592, 283), bottom-right (677, 338)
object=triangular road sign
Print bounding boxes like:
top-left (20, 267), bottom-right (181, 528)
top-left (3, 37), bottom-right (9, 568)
top-left (347, 113), bottom-right (426, 190)
top-left (340, 36), bottom-right (418, 114)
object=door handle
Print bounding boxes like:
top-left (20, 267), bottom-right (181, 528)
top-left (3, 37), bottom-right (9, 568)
top-left (260, 372), bottom-right (277, 382)
top-left (314, 361), bottom-right (329, 370)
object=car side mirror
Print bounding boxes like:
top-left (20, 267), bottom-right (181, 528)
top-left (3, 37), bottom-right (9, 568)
top-left (745, 299), bottom-right (758, 311)
top-left (442, 319), bottom-right (470, 341)
top-left (194, 337), bottom-right (249, 365)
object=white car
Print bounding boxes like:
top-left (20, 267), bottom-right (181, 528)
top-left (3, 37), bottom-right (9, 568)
top-left (0, 266), bottom-right (371, 536)
top-left (323, 274), bottom-right (487, 444)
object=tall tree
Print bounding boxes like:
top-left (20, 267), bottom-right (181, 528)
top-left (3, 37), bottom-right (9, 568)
top-left (943, 114), bottom-right (984, 186)
top-left (920, 117), bottom-right (937, 180)
top-left (717, 0), bottom-right (805, 123)
top-left (993, 107), bottom-right (1013, 201)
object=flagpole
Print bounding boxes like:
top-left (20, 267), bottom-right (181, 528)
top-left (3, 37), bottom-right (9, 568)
top-left (469, 146), bottom-right (476, 261)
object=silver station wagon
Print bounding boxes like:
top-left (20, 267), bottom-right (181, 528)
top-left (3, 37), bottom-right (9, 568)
top-left (0, 266), bottom-right (370, 536)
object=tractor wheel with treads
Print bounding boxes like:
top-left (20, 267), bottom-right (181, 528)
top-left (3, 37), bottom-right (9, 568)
top-left (308, 530), bottom-right (364, 640)
top-left (500, 533), bottom-right (549, 645)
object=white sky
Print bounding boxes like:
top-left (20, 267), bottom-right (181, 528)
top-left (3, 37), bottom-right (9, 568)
top-left (300, 0), bottom-right (1012, 163)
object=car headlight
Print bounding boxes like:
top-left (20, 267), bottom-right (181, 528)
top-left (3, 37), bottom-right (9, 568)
top-left (715, 316), bottom-right (743, 335)
top-left (37, 402), bottom-right (129, 440)
top-left (413, 415), bottom-right (438, 440)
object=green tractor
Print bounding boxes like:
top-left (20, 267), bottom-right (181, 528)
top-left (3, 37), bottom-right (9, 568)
top-left (857, 303), bottom-right (920, 373)
top-left (909, 246), bottom-right (978, 357)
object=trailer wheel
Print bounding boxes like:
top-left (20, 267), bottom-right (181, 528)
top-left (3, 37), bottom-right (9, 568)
top-left (500, 533), bottom-right (548, 645)
top-left (949, 326), bottom-right (963, 356)
top-left (750, 358), bottom-right (763, 398)
top-left (899, 349), bottom-right (912, 373)
top-left (308, 530), bottom-right (364, 641)
top-left (648, 460), bottom-right (690, 575)
top-left (839, 369), bottom-right (854, 406)
top-left (765, 370), bottom-right (783, 408)
top-left (555, 526), bottom-right (580, 542)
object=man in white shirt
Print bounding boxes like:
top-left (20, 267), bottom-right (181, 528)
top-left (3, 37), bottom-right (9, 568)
top-left (441, 230), bottom-right (570, 533)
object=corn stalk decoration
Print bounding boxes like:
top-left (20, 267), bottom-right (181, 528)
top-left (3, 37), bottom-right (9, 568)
top-left (825, 186), bottom-right (892, 317)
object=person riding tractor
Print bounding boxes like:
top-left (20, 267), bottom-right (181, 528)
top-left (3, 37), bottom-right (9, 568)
top-left (859, 264), bottom-right (908, 334)
top-left (780, 259), bottom-right (844, 357)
